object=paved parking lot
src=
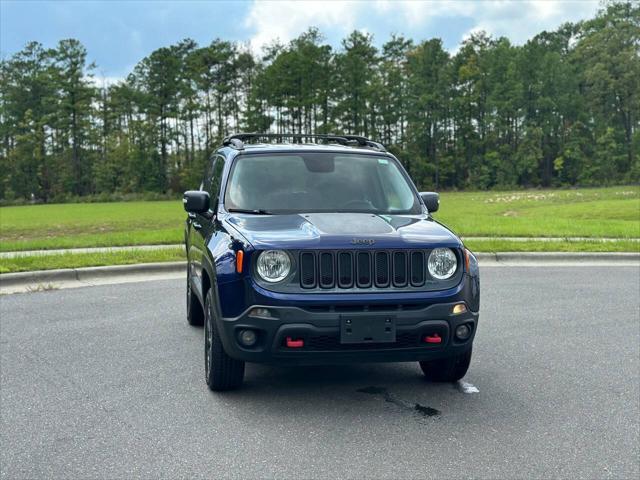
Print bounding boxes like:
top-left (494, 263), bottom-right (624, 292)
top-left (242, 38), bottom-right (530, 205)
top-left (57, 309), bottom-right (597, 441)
top-left (1, 266), bottom-right (638, 479)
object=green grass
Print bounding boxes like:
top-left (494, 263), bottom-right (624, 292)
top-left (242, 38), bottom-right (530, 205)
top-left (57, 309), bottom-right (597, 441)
top-left (0, 248), bottom-right (186, 274)
top-left (437, 186), bottom-right (640, 238)
top-left (0, 200), bottom-right (184, 252)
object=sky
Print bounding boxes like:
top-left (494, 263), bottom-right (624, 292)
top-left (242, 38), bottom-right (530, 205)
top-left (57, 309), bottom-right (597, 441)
top-left (1, 0), bottom-right (601, 81)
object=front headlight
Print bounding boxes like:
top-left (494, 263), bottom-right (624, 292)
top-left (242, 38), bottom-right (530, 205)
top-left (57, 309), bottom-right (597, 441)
top-left (256, 250), bottom-right (291, 283)
top-left (428, 248), bottom-right (457, 280)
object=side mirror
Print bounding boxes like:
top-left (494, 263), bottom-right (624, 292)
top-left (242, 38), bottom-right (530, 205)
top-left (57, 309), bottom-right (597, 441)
top-left (183, 190), bottom-right (210, 214)
top-left (419, 192), bottom-right (440, 213)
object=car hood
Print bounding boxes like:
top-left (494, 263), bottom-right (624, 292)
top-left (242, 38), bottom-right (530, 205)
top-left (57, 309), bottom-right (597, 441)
top-left (224, 212), bottom-right (461, 250)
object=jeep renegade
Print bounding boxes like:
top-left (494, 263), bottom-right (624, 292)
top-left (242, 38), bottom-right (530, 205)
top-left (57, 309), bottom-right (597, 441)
top-left (183, 133), bottom-right (480, 391)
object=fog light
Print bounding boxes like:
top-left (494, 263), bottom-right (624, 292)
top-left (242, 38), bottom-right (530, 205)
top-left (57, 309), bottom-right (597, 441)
top-left (249, 308), bottom-right (272, 318)
top-left (238, 329), bottom-right (257, 346)
top-left (452, 303), bottom-right (467, 315)
top-left (455, 324), bottom-right (471, 340)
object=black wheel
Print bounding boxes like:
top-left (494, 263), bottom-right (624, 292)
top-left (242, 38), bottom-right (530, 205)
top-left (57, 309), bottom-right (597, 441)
top-left (186, 264), bottom-right (204, 326)
top-left (204, 289), bottom-right (245, 391)
top-left (419, 347), bottom-right (472, 382)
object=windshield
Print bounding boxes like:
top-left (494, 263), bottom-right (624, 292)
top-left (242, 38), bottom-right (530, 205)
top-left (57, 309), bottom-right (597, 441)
top-left (224, 153), bottom-right (421, 215)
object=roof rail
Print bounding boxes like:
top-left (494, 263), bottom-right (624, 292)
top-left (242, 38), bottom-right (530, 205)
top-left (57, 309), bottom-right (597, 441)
top-left (340, 135), bottom-right (386, 152)
top-left (221, 133), bottom-right (386, 152)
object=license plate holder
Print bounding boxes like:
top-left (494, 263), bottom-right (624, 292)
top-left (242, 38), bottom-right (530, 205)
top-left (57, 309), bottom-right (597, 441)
top-left (340, 315), bottom-right (396, 344)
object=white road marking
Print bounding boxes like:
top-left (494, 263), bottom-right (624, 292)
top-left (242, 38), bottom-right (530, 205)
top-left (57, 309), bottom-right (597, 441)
top-left (456, 380), bottom-right (480, 394)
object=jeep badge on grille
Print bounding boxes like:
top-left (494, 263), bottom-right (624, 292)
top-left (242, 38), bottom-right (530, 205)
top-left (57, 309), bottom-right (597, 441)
top-left (351, 238), bottom-right (375, 245)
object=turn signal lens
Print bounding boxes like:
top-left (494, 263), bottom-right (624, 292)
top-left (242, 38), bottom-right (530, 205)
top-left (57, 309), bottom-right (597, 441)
top-left (249, 308), bottom-right (272, 318)
top-left (452, 303), bottom-right (467, 315)
top-left (236, 250), bottom-right (244, 273)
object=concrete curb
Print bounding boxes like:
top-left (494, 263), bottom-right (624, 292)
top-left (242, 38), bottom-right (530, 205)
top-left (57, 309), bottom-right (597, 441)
top-left (0, 261), bottom-right (186, 291)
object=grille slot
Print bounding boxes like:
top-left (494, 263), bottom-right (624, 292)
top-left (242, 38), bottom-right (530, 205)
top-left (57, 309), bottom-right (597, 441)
top-left (338, 252), bottom-right (354, 288)
top-left (319, 252), bottom-right (334, 288)
top-left (356, 252), bottom-right (372, 288)
top-left (375, 251), bottom-right (390, 287)
top-left (393, 251), bottom-right (408, 287)
top-left (300, 252), bottom-right (316, 288)
top-left (410, 251), bottom-right (425, 286)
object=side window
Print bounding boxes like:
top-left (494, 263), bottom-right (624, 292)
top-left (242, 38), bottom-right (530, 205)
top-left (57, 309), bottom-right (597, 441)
top-left (201, 159), bottom-right (216, 192)
top-left (208, 156), bottom-right (225, 201)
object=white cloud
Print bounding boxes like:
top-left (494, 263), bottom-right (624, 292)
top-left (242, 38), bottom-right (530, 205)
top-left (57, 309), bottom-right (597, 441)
top-left (454, 0), bottom-right (599, 45)
top-left (244, 0), bottom-right (365, 53)
top-left (378, 1), bottom-right (600, 45)
top-left (89, 74), bottom-right (125, 88)
top-left (245, 0), bottom-right (601, 53)
top-left (373, 0), bottom-right (471, 28)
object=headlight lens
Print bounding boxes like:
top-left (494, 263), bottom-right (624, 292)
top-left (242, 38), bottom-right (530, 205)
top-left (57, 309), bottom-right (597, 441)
top-left (256, 250), bottom-right (291, 282)
top-left (428, 248), bottom-right (457, 280)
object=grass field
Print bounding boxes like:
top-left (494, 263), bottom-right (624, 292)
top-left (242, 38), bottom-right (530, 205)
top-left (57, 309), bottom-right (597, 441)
top-left (0, 187), bottom-right (638, 272)
top-left (0, 248), bottom-right (185, 274)
top-left (436, 187), bottom-right (640, 238)
top-left (0, 200), bottom-right (183, 252)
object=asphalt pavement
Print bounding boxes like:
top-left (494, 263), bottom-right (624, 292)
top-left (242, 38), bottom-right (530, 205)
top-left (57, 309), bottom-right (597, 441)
top-left (1, 266), bottom-right (639, 479)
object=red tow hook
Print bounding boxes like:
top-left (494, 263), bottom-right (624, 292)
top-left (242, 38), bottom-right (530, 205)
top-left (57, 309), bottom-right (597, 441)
top-left (285, 337), bottom-right (304, 348)
top-left (424, 333), bottom-right (442, 344)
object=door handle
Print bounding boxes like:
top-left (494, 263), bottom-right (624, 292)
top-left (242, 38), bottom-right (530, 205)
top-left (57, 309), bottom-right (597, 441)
top-left (193, 222), bottom-right (202, 230)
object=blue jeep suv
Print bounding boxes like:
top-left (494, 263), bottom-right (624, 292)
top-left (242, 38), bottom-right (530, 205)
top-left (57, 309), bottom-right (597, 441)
top-left (184, 133), bottom-right (480, 391)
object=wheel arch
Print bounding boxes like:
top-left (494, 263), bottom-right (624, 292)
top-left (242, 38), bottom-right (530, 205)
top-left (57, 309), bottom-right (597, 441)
top-left (202, 267), bottom-right (212, 298)
top-left (201, 251), bottom-right (225, 325)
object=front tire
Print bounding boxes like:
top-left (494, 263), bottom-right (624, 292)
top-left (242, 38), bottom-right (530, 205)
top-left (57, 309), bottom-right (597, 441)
top-left (419, 347), bottom-right (472, 382)
top-left (204, 290), bottom-right (245, 391)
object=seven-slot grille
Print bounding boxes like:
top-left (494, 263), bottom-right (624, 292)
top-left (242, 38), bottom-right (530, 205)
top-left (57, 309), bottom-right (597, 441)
top-left (299, 250), bottom-right (428, 289)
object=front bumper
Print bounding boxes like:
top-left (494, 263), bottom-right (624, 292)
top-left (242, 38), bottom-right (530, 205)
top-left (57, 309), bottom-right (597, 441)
top-left (216, 301), bottom-right (478, 365)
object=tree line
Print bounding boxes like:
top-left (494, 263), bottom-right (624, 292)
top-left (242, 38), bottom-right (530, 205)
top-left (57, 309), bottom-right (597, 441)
top-left (0, 2), bottom-right (638, 203)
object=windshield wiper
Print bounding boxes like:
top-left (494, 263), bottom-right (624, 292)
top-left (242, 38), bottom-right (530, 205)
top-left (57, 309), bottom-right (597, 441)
top-left (227, 208), bottom-right (273, 215)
